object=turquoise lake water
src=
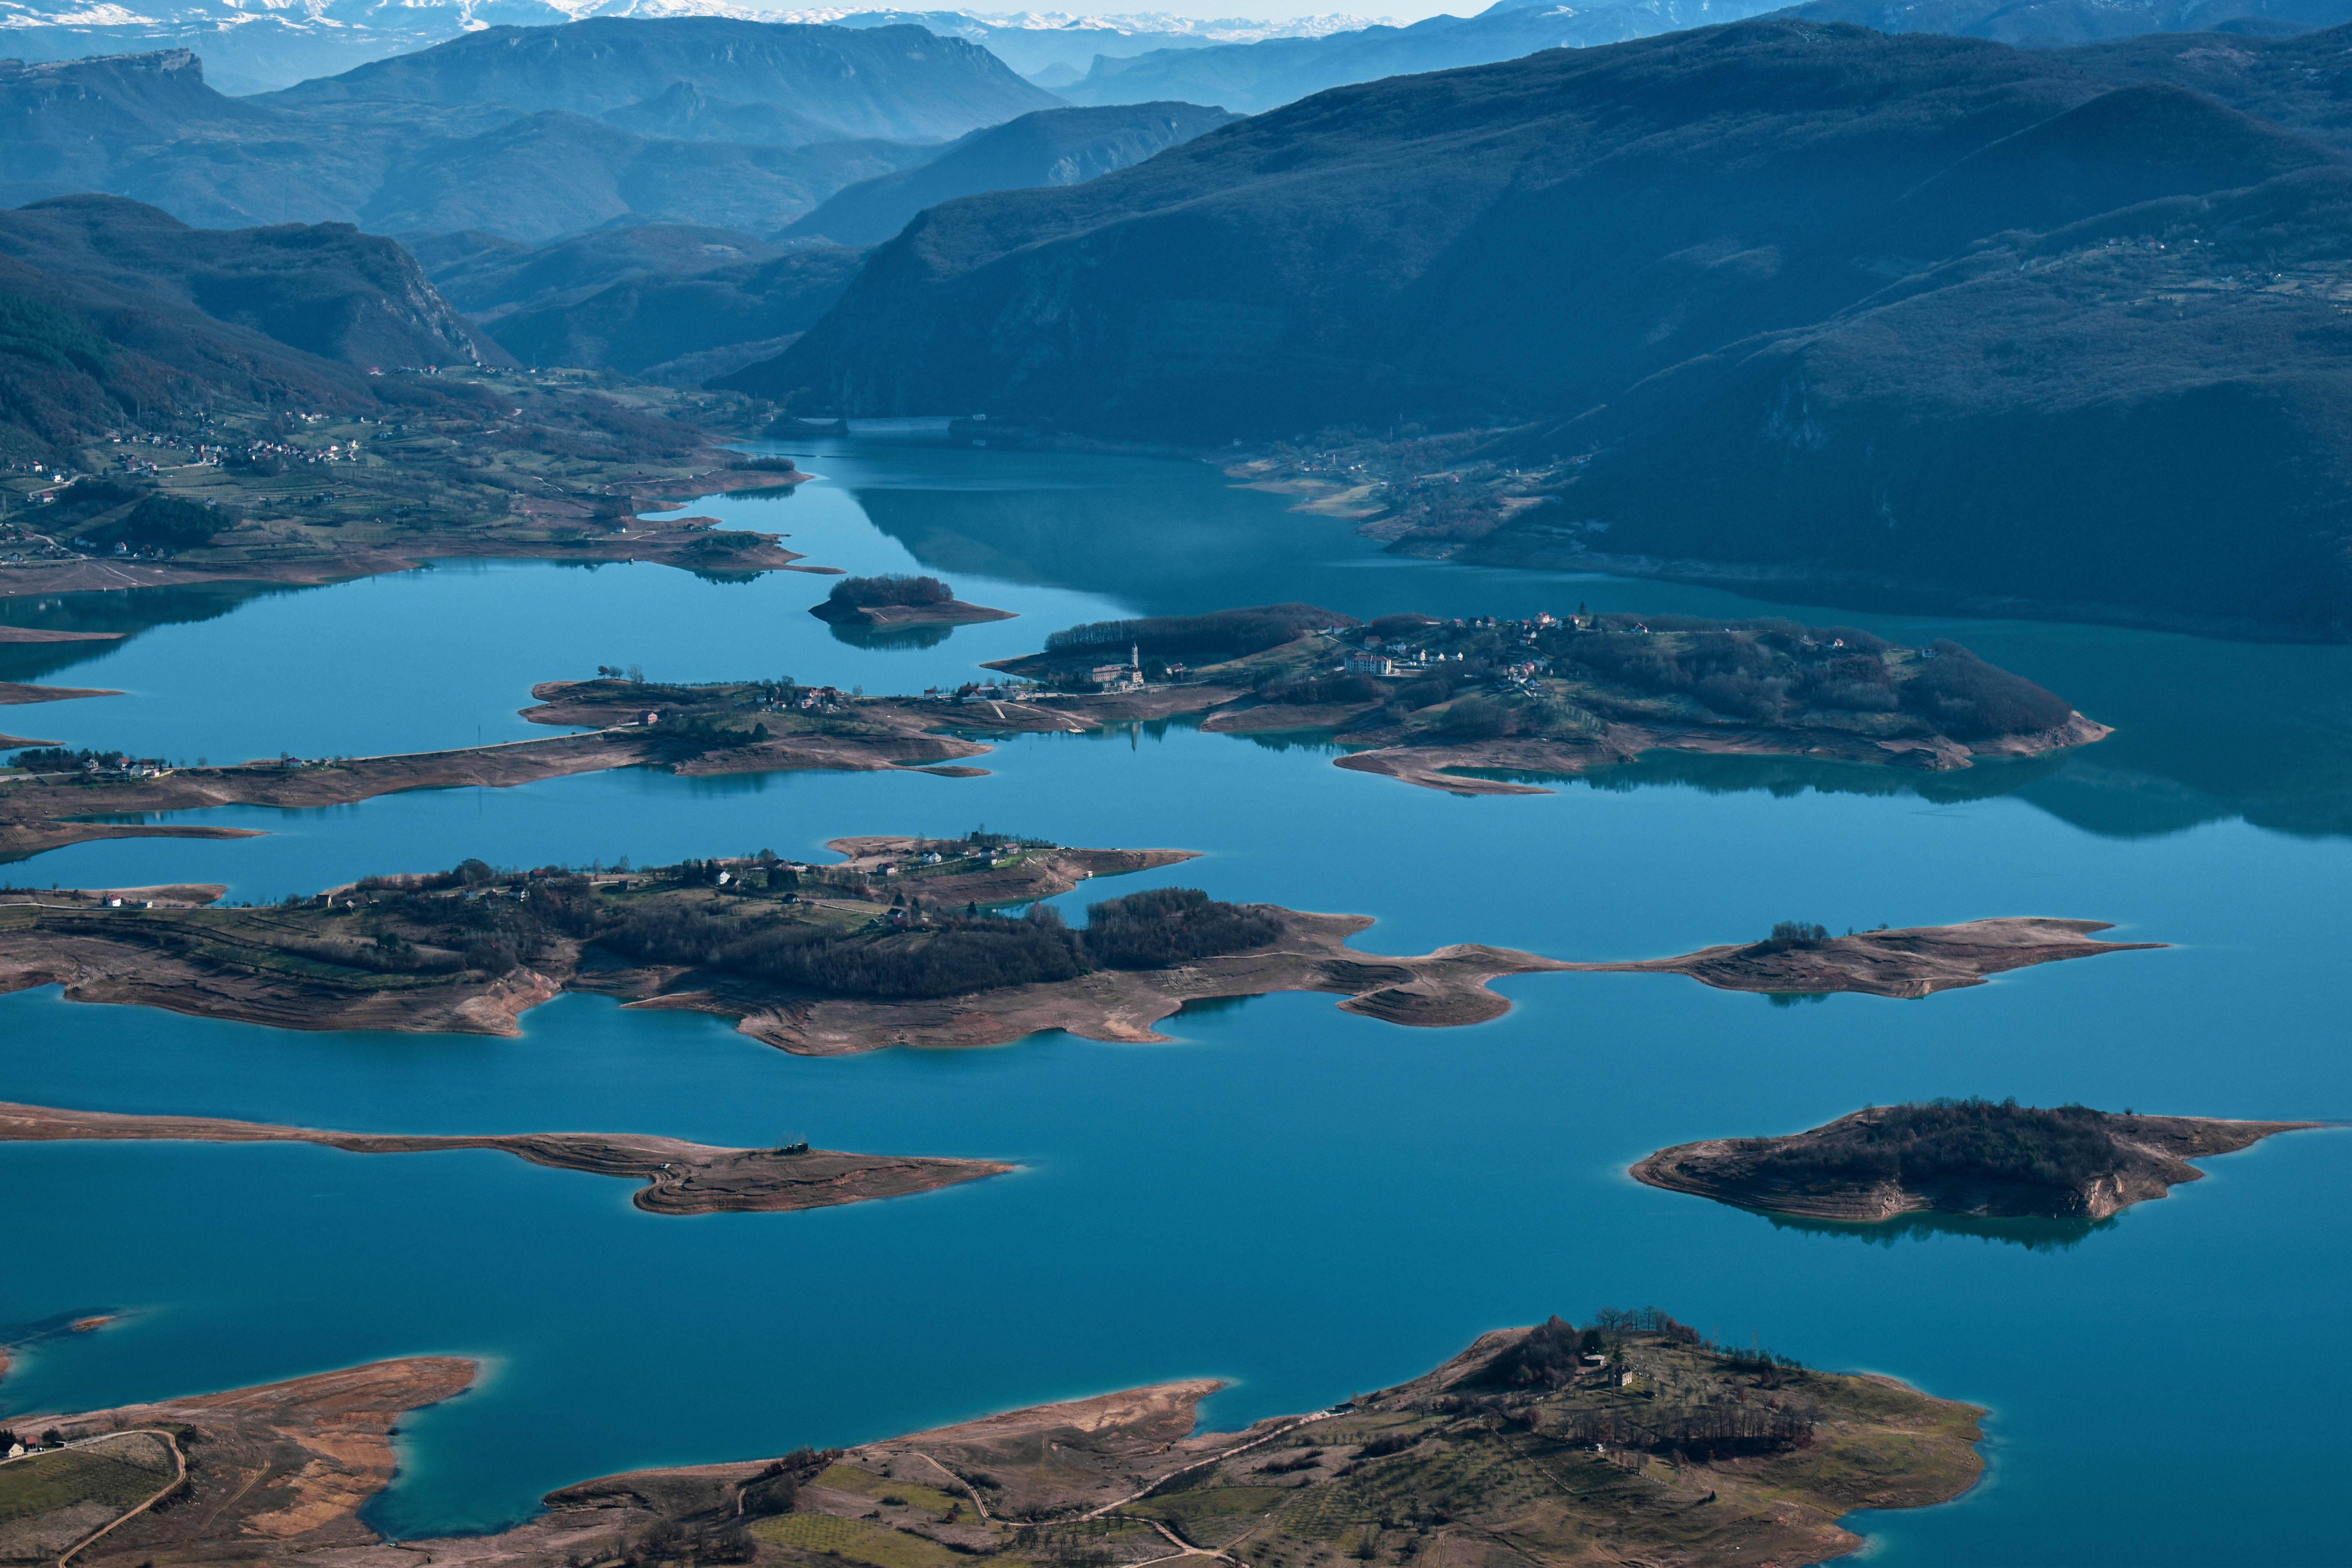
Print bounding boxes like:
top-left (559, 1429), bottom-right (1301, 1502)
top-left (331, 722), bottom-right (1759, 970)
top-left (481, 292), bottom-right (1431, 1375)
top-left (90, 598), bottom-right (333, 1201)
top-left (3, 440), bottom-right (2348, 1564)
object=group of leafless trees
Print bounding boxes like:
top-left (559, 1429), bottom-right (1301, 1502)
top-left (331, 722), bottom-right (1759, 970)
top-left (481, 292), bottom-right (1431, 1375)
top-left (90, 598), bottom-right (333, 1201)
top-left (592, 887), bottom-right (1282, 1002)
top-left (1047, 603), bottom-right (1348, 659)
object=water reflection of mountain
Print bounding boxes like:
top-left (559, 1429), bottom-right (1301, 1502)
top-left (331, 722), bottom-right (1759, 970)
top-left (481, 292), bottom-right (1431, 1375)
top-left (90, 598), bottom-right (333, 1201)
top-left (0, 581), bottom-right (299, 684)
top-left (1563, 717), bottom-right (2352, 842)
top-left (1756, 1207), bottom-right (2117, 1253)
top-left (845, 454), bottom-right (2352, 843)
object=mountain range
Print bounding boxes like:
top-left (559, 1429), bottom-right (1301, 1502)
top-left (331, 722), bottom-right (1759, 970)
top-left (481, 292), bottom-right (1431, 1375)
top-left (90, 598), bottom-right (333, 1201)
top-left (740, 19), bottom-right (2352, 634)
top-left (0, 21), bottom-right (1054, 242)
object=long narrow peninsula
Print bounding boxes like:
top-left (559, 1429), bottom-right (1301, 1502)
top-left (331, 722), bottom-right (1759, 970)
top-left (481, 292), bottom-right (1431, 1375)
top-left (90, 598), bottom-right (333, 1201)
top-left (1, 1310), bottom-right (1984, 1568)
top-left (0, 1102), bottom-right (1006, 1216)
top-left (1634, 1100), bottom-right (2323, 1223)
top-left (0, 374), bottom-right (822, 603)
top-left (0, 836), bottom-right (2159, 1049)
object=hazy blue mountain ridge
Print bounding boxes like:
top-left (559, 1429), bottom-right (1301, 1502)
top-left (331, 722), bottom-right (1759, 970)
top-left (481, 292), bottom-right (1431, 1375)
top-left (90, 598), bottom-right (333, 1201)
top-left (780, 100), bottom-right (1239, 246)
top-left (0, 22), bottom-right (1031, 242)
top-left (259, 19), bottom-right (1060, 143)
top-left (1052, 0), bottom-right (1787, 112)
top-left (1777, 0), bottom-right (2352, 46)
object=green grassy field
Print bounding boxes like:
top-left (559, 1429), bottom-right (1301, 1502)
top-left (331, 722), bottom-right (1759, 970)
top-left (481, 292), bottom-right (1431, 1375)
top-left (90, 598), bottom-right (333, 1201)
top-left (0, 1439), bottom-right (175, 1526)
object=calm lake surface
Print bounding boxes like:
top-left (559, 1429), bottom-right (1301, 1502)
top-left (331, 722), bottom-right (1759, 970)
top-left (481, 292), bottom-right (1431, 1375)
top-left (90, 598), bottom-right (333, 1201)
top-left (4, 441), bottom-right (2348, 1565)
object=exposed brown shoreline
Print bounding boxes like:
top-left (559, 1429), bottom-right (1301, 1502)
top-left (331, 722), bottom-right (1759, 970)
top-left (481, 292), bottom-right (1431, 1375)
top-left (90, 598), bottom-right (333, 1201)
top-left (0, 680), bottom-right (122, 706)
top-left (1328, 712), bottom-right (2113, 795)
top-left (809, 597), bottom-right (1017, 628)
top-left (1, 874), bottom-right (2156, 1049)
top-left (1566, 916), bottom-right (2163, 999)
top-left (0, 627), bottom-right (124, 644)
top-left (1632, 1108), bottom-right (2323, 1221)
top-left (4, 1320), bottom-right (1986, 1568)
top-left (0, 1102), bottom-right (1009, 1216)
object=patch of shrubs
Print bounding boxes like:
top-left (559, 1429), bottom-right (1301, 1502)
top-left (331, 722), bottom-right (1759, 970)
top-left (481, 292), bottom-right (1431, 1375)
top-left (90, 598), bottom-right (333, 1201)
top-left (590, 886), bottom-right (1279, 999)
top-left (1747, 1097), bottom-right (2134, 1201)
top-left (1759, 920), bottom-right (1830, 952)
top-left (1046, 604), bottom-right (1352, 660)
top-left (1899, 641), bottom-right (2073, 739)
top-left (827, 573), bottom-right (954, 609)
top-left (1082, 887), bottom-right (1283, 969)
top-left (1255, 670), bottom-right (1383, 707)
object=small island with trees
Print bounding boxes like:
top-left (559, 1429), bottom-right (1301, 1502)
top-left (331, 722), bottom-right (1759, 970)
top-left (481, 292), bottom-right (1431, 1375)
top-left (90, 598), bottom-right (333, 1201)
top-left (1632, 1100), bottom-right (2324, 1223)
top-left (809, 573), bottom-right (1015, 629)
top-left (0, 1309), bottom-right (1984, 1568)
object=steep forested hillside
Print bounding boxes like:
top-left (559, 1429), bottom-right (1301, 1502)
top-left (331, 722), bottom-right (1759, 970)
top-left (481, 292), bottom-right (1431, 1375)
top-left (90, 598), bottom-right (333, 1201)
top-left (488, 245), bottom-right (871, 382)
top-left (742, 20), bottom-right (2352, 634)
top-left (0, 195), bottom-right (503, 460)
top-left (782, 102), bottom-right (1239, 248)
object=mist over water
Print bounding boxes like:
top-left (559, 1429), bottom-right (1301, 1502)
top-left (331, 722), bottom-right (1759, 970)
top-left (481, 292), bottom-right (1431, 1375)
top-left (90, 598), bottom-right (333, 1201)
top-left (3, 441), bottom-right (2347, 1566)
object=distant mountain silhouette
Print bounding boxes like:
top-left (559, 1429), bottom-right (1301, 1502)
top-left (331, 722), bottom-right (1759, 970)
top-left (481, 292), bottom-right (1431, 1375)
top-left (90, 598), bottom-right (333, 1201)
top-left (781, 102), bottom-right (1238, 247)
top-left (739, 20), bottom-right (2352, 633)
top-left (261, 19), bottom-right (1059, 146)
top-left (2055, 20), bottom-right (2352, 145)
top-left (0, 22), bottom-right (1044, 242)
top-left (1778, 0), bottom-right (2352, 47)
top-left (1055, 0), bottom-right (1785, 114)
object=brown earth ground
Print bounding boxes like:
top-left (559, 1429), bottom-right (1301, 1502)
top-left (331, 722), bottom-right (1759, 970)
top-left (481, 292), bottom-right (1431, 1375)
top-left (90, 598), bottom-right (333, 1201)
top-left (0, 681), bottom-right (121, 705)
top-left (1632, 1109), bottom-right (2322, 1221)
top-left (0, 627), bottom-right (123, 644)
top-left (1325, 713), bottom-right (2112, 796)
top-left (6, 1321), bottom-right (1984, 1568)
top-left (0, 1102), bottom-right (1008, 1215)
top-left (809, 598), bottom-right (1017, 628)
top-left (1570, 916), bottom-right (2162, 999)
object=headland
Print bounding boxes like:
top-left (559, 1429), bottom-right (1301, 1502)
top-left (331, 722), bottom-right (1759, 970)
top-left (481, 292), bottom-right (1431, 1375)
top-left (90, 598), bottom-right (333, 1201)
top-left (0, 1310), bottom-right (1983, 1568)
top-left (0, 1102), bottom-right (1008, 1216)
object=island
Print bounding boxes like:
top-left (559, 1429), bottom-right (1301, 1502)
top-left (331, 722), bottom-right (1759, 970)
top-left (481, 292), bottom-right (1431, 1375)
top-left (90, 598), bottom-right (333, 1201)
top-left (809, 573), bottom-right (1016, 629)
top-left (1573, 916), bottom-right (2163, 1000)
top-left (0, 844), bottom-right (2158, 1049)
top-left (985, 603), bottom-right (2109, 794)
top-left (0, 1102), bottom-right (1007, 1216)
top-left (1632, 1100), bottom-right (2324, 1222)
top-left (0, 1311), bottom-right (1984, 1568)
